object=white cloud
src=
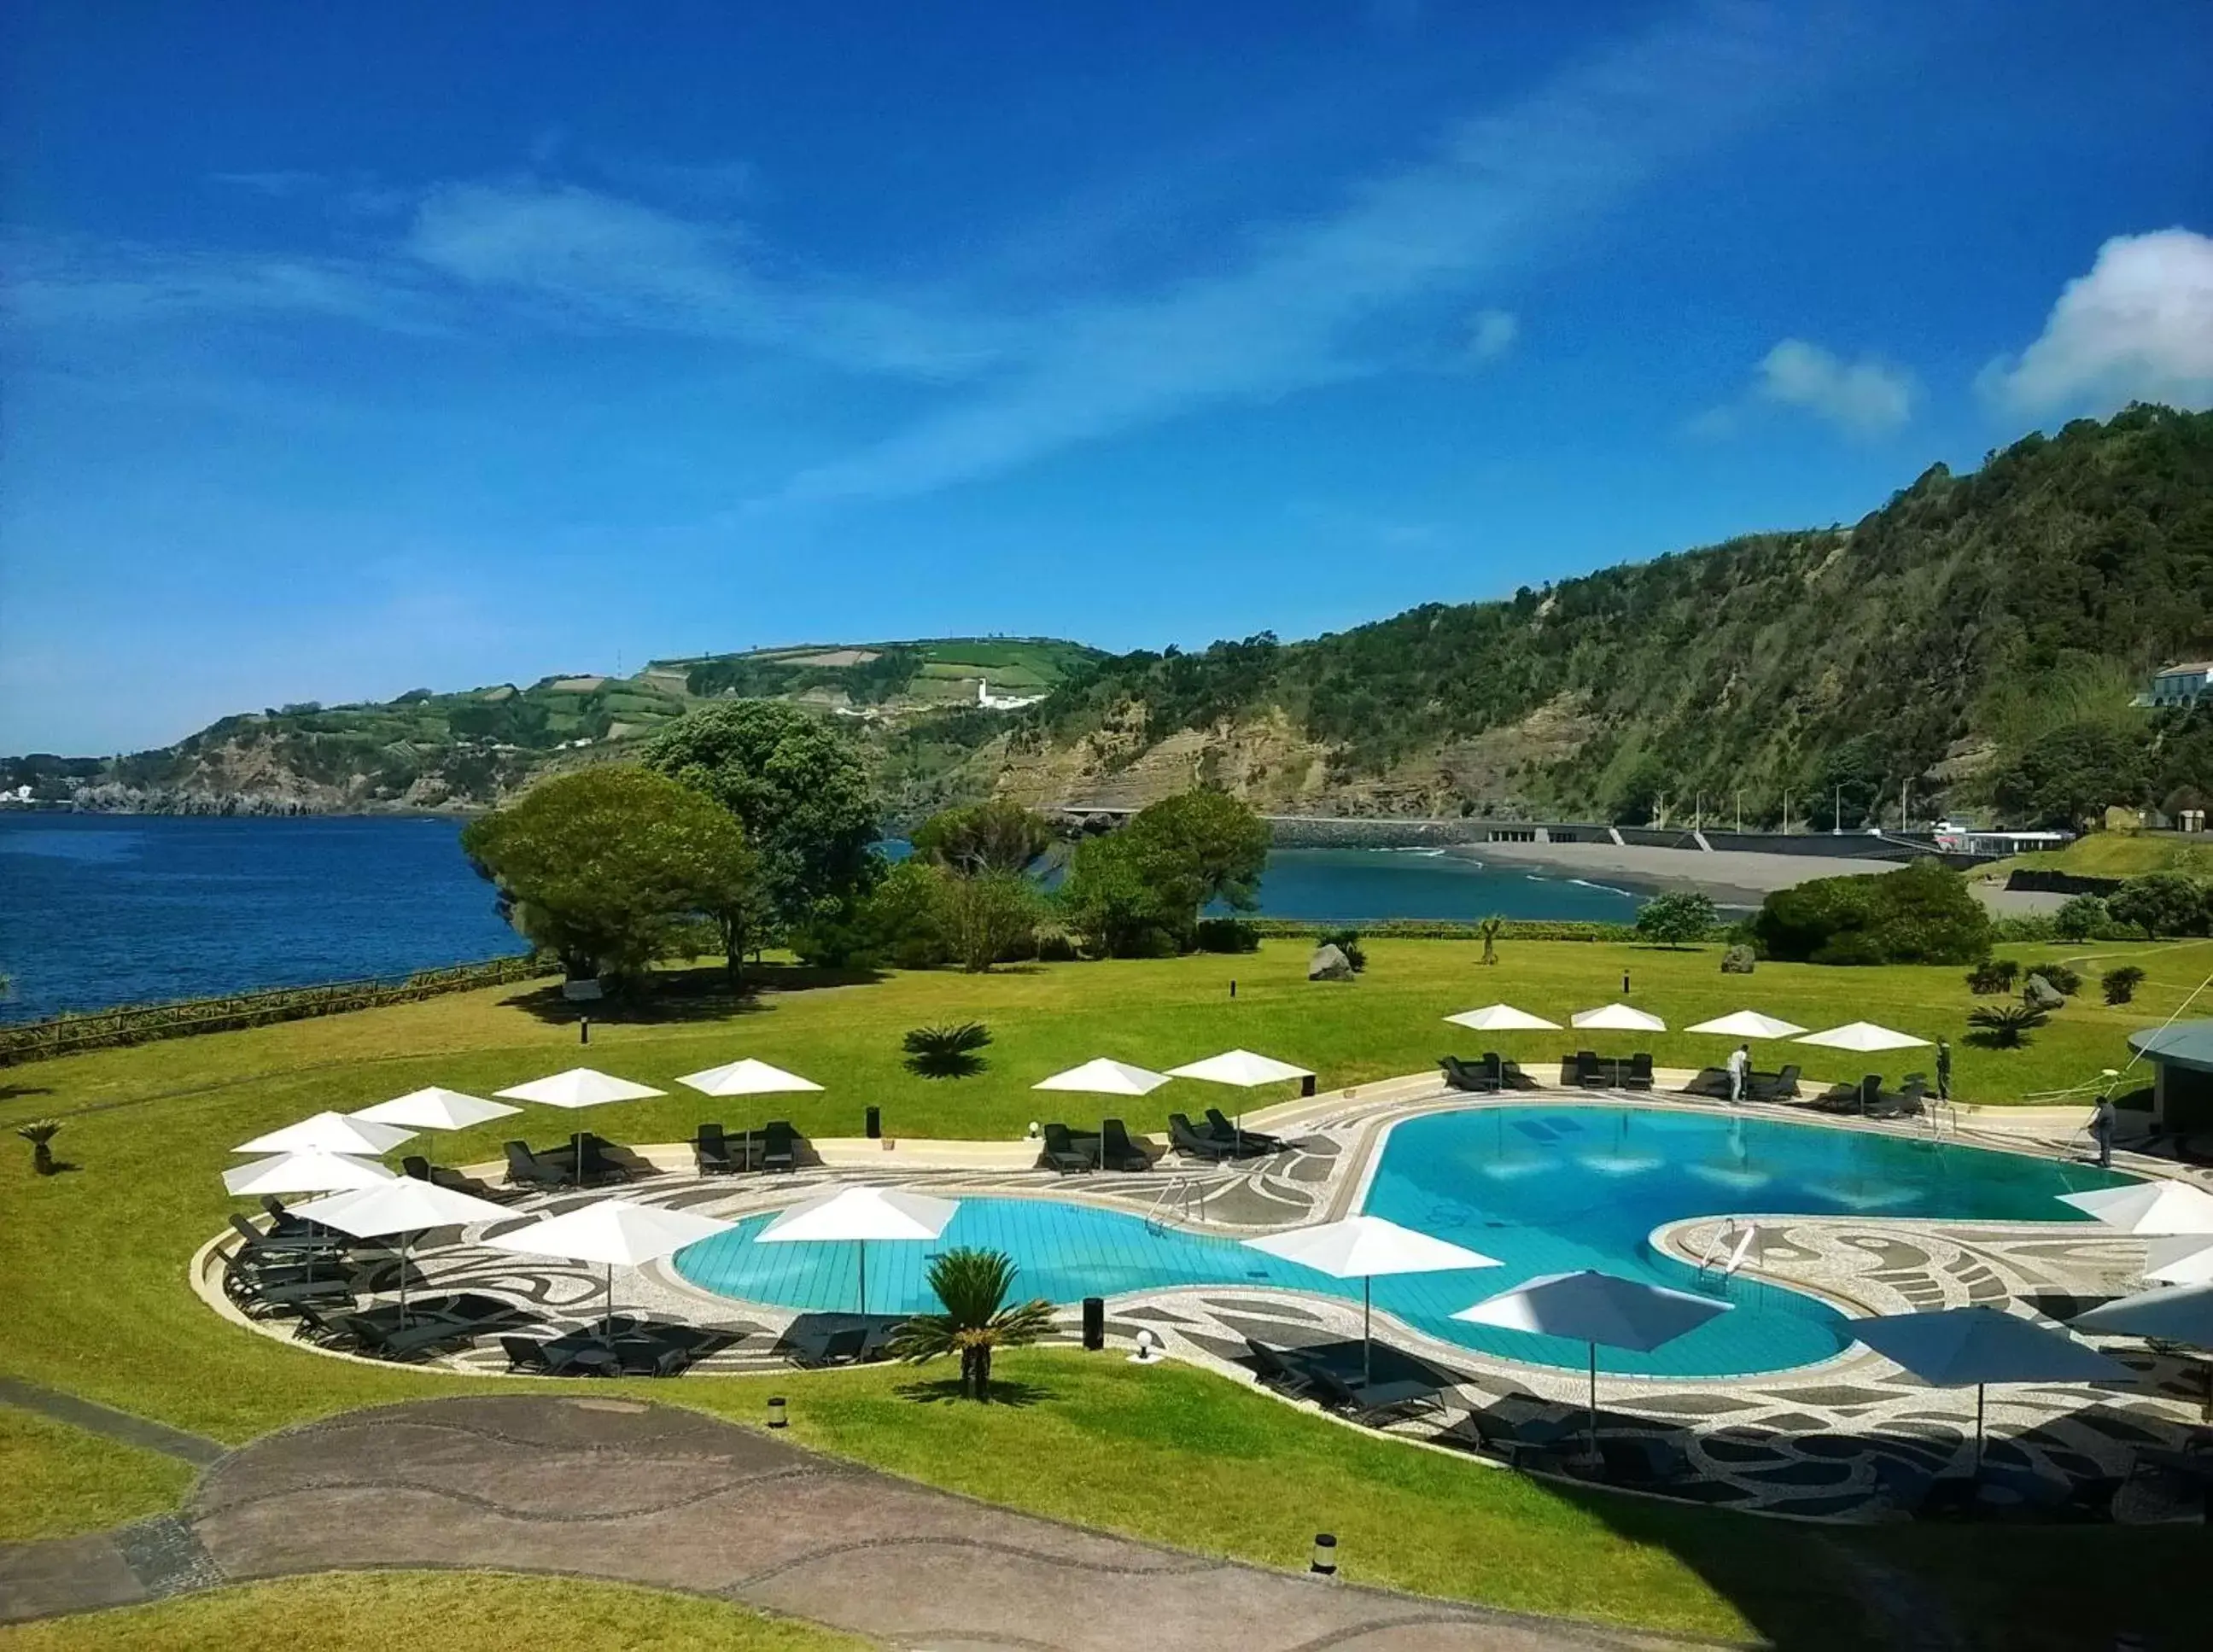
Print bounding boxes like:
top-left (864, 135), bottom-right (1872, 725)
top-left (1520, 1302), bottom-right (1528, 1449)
top-left (1468, 309), bottom-right (1519, 365)
top-left (1978, 228), bottom-right (2213, 416)
top-left (1751, 338), bottom-right (1914, 434)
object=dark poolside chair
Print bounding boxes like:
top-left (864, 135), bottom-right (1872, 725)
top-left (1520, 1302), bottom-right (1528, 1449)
top-left (1244, 1340), bottom-right (1317, 1399)
top-left (694, 1122), bottom-right (739, 1175)
top-left (1749, 1064), bottom-right (1801, 1103)
top-left (1169, 1112), bottom-right (1242, 1161)
top-left (1296, 1359), bottom-right (1446, 1426)
top-left (759, 1120), bottom-right (798, 1173)
top-left (1498, 1056), bottom-right (1533, 1090)
top-left (228, 1213), bottom-right (346, 1259)
top-left (1869, 1077), bottom-right (1928, 1121)
top-left (1439, 1054), bottom-right (1499, 1094)
top-left (504, 1141), bottom-right (572, 1189)
top-left (1681, 1066), bottom-right (1733, 1100)
top-left (1623, 1053), bottom-right (1655, 1092)
top-left (1574, 1050), bottom-right (1610, 1089)
top-left (1097, 1118), bottom-right (1151, 1172)
top-left (1205, 1109), bottom-right (1286, 1154)
top-left (342, 1312), bottom-right (478, 1362)
top-left (1040, 1123), bottom-right (1095, 1174)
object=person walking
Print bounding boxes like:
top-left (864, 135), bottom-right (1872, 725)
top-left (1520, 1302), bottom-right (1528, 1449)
top-left (2087, 1091), bottom-right (2117, 1170)
top-left (1935, 1037), bottom-right (1952, 1105)
top-left (1726, 1042), bottom-right (1750, 1106)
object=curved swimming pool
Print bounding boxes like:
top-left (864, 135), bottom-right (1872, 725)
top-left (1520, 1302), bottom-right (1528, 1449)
top-left (671, 1105), bottom-right (2135, 1378)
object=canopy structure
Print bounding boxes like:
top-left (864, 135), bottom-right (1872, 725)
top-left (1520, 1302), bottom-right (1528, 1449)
top-left (1685, 1011), bottom-right (1809, 1040)
top-left (1795, 1022), bottom-right (1931, 1053)
top-left (756, 1185), bottom-right (960, 1314)
top-left (1165, 1049), bottom-right (1314, 1087)
top-left (2071, 1281), bottom-right (2213, 1347)
top-left (493, 1068), bottom-right (668, 1108)
top-left (224, 1151), bottom-right (398, 1197)
top-left (482, 1198), bottom-right (734, 1339)
top-left (1453, 1270), bottom-right (1731, 1456)
top-left (1031, 1058), bottom-right (1172, 1097)
top-left (236, 1111), bottom-right (416, 1157)
top-left (676, 1058), bottom-right (824, 1097)
top-left (290, 1178), bottom-right (512, 1318)
top-left (1243, 1216), bottom-right (1498, 1382)
top-left (1569, 1004), bottom-right (1666, 1033)
top-left (350, 1087), bottom-right (520, 1131)
top-left (2145, 1235), bottom-right (2213, 1286)
top-left (1444, 1005), bottom-right (1561, 1033)
top-left (2059, 1181), bottom-right (2213, 1236)
top-left (1845, 1306), bottom-right (2127, 1469)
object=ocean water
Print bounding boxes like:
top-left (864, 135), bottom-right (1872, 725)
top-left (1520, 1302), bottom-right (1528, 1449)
top-left (672, 1105), bottom-right (2130, 1378)
top-left (1, 817), bottom-right (1644, 1020)
top-left (0, 814), bottom-right (523, 1022)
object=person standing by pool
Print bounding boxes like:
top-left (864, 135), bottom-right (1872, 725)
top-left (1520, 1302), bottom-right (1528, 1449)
top-left (2088, 1090), bottom-right (2117, 1169)
top-left (1726, 1042), bottom-right (1750, 1106)
top-left (1936, 1037), bottom-right (1952, 1104)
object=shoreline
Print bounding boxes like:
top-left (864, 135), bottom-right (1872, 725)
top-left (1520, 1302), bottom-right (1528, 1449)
top-left (1441, 839), bottom-right (1895, 905)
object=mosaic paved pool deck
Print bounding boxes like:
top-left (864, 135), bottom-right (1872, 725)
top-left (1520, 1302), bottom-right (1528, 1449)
top-left (196, 1080), bottom-right (2213, 1523)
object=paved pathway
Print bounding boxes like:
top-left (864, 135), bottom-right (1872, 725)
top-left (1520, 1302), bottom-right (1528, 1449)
top-left (0, 1376), bottom-right (227, 1467)
top-left (0, 1393), bottom-right (1711, 1650)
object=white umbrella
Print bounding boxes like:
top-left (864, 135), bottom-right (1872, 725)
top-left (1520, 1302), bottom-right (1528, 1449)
top-left (2059, 1181), bottom-right (2213, 1236)
top-left (1453, 1270), bottom-right (1731, 1456)
top-left (1685, 1011), bottom-right (1809, 1040)
top-left (1444, 1004), bottom-right (1561, 1032)
top-left (1570, 1003), bottom-right (1667, 1033)
top-left (1243, 1216), bottom-right (1498, 1382)
top-left (2072, 1281), bottom-right (2213, 1346)
top-left (1032, 1058), bottom-right (1171, 1096)
top-left (482, 1197), bottom-right (734, 1337)
top-left (676, 1058), bottom-right (823, 1096)
top-left (235, 1111), bottom-right (416, 1157)
top-left (1845, 1306), bottom-right (2128, 1470)
top-left (2146, 1235), bottom-right (2213, 1285)
top-left (495, 1068), bottom-right (667, 1182)
top-left (350, 1087), bottom-right (521, 1131)
top-left (494, 1068), bottom-right (666, 1107)
top-left (756, 1184), bottom-right (960, 1314)
top-left (1795, 1021), bottom-right (1931, 1053)
top-left (290, 1178), bottom-right (511, 1320)
top-left (224, 1151), bottom-right (399, 1197)
top-left (1166, 1049), bottom-right (1313, 1087)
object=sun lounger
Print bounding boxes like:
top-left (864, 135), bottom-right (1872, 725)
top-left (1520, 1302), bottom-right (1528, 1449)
top-left (1039, 1122), bottom-right (1094, 1174)
top-left (504, 1141), bottom-right (573, 1188)
top-left (1245, 1340), bottom-right (1317, 1398)
top-left (228, 1212), bottom-right (347, 1258)
top-left (1097, 1117), bottom-right (1151, 1171)
top-left (759, 1120), bottom-right (797, 1173)
top-left (1573, 1050), bottom-right (1610, 1089)
top-left (1597, 1435), bottom-right (1691, 1486)
top-left (1748, 1065), bottom-right (1801, 1102)
top-left (1681, 1066), bottom-right (1733, 1100)
top-left (1498, 1056), bottom-right (1533, 1090)
top-left (339, 1311), bottom-right (477, 1361)
top-left (1168, 1112), bottom-right (1243, 1160)
top-left (1439, 1054), bottom-right (1499, 1093)
top-left (1296, 1360), bottom-right (1445, 1424)
top-left (1204, 1108), bottom-right (1287, 1154)
top-left (1623, 1053), bottom-right (1655, 1092)
top-left (694, 1122), bottom-right (739, 1175)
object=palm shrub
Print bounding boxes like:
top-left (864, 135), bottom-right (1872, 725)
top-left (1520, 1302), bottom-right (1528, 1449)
top-left (2038, 962), bottom-right (2082, 996)
top-left (1965, 958), bottom-right (2020, 995)
top-left (1478, 914), bottom-right (1503, 966)
top-left (887, 1246), bottom-right (1054, 1400)
top-left (902, 1022), bottom-right (991, 1079)
top-left (16, 1118), bottom-right (61, 1176)
top-left (1968, 1003), bottom-right (2048, 1048)
top-left (2103, 965), bottom-right (2146, 1005)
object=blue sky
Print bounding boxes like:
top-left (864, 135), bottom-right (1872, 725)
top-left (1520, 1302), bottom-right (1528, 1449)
top-left (5, 0), bottom-right (2210, 755)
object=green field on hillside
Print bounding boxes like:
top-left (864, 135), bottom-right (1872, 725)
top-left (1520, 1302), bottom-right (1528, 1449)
top-left (1988, 832), bottom-right (2213, 882)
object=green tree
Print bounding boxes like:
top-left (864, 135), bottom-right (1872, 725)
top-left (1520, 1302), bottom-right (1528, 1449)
top-left (1056, 831), bottom-right (1182, 957)
top-left (941, 869), bottom-right (1042, 972)
top-left (459, 767), bottom-right (756, 985)
top-left (1635, 890), bottom-right (1718, 947)
top-left (912, 799), bottom-right (1054, 875)
top-left (886, 1247), bottom-right (1055, 1400)
top-left (1753, 861), bottom-right (1989, 966)
top-left (2052, 894), bottom-right (2111, 941)
top-left (850, 857), bottom-right (954, 968)
top-left (1127, 790), bottom-right (1270, 913)
top-left (641, 703), bottom-right (881, 957)
top-left (1990, 723), bottom-right (2152, 827)
top-left (2108, 871), bottom-right (2211, 938)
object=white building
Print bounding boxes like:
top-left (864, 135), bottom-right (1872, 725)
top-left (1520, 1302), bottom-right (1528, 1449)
top-left (2149, 661), bottom-right (2213, 707)
top-left (975, 678), bottom-right (1046, 711)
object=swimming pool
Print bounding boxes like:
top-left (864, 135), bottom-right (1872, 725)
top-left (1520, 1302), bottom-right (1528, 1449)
top-left (671, 1105), bottom-right (2137, 1378)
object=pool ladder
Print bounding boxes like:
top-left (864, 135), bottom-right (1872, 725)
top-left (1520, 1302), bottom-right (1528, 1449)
top-left (1145, 1176), bottom-right (1206, 1235)
top-left (1696, 1218), bottom-right (1758, 1283)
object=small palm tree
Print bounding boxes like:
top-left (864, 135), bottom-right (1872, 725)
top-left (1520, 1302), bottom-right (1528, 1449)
top-left (16, 1118), bottom-right (61, 1176)
top-left (1968, 1003), bottom-right (2048, 1048)
top-left (902, 1022), bottom-right (992, 1079)
top-left (887, 1246), bottom-right (1054, 1400)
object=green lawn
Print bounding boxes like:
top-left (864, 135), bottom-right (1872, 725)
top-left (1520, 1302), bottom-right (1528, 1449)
top-left (0, 1409), bottom-right (196, 1542)
top-left (1, 937), bottom-right (2204, 1648)
top-left (0, 1572), bottom-right (863, 1651)
top-left (1984, 831), bottom-right (2213, 882)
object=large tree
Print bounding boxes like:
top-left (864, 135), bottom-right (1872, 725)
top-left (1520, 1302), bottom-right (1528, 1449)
top-left (1058, 791), bottom-right (1270, 956)
top-left (911, 798), bottom-right (1054, 875)
top-left (642, 702), bottom-right (881, 959)
top-left (459, 766), bottom-right (756, 984)
top-left (1126, 789), bottom-right (1270, 914)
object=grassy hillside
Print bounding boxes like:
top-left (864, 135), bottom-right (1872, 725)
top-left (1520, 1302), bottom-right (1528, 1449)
top-left (1019, 406), bottom-right (2213, 822)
